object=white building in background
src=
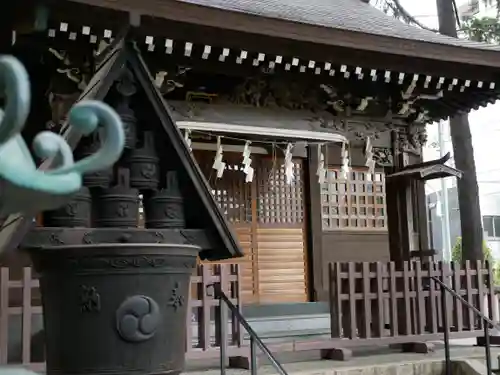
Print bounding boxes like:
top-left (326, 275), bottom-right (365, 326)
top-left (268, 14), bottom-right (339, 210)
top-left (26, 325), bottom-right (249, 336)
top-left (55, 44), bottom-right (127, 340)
top-left (425, 0), bottom-right (500, 260)
top-left (370, 0), bottom-right (500, 258)
top-left (458, 0), bottom-right (496, 19)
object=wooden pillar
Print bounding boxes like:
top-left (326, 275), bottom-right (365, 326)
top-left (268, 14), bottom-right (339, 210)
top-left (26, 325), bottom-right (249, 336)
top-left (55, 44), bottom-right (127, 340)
top-left (406, 153), bottom-right (430, 255)
top-left (413, 178), bottom-right (430, 252)
top-left (386, 131), bottom-right (436, 351)
top-left (306, 145), bottom-right (325, 301)
top-left (386, 130), bottom-right (413, 262)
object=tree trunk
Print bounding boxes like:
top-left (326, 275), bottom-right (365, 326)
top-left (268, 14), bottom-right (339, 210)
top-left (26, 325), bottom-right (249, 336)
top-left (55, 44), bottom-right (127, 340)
top-left (436, 0), bottom-right (484, 260)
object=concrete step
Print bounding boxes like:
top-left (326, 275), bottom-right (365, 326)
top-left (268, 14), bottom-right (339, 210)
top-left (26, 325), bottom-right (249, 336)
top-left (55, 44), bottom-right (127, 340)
top-left (244, 328), bottom-right (331, 343)
top-left (184, 343), bottom-right (500, 375)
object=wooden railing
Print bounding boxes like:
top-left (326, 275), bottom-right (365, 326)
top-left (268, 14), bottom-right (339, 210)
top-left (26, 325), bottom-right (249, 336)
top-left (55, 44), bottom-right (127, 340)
top-left (2, 260), bottom-right (497, 368)
top-left (328, 260), bottom-right (497, 346)
top-left (0, 264), bottom-right (244, 370)
top-left (188, 264), bottom-right (245, 359)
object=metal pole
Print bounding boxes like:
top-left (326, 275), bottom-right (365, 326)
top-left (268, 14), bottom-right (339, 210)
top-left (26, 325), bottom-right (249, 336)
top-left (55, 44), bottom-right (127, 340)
top-left (427, 196), bottom-right (435, 250)
top-left (219, 298), bottom-right (227, 375)
top-left (432, 276), bottom-right (499, 328)
top-left (438, 120), bottom-right (452, 261)
top-left (484, 322), bottom-right (492, 375)
top-left (250, 337), bottom-right (257, 375)
top-left (441, 283), bottom-right (451, 375)
top-left (216, 285), bottom-right (287, 375)
top-left (434, 275), bottom-right (497, 374)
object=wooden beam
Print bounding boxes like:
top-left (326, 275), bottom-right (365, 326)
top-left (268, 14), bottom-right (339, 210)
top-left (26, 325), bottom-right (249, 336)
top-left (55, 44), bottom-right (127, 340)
top-left (305, 145), bottom-right (325, 301)
top-left (140, 17), bottom-right (500, 82)
top-left (38, 30), bottom-right (499, 122)
top-left (35, 1), bottom-right (500, 83)
top-left (56, 0), bottom-right (500, 72)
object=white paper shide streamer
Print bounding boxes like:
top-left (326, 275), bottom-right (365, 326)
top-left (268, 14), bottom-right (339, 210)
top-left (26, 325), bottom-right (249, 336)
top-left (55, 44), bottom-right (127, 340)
top-left (365, 136), bottom-right (375, 177)
top-left (212, 136), bottom-right (226, 178)
top-left (316, 144), bottom-right (327, 184)
top-left (340, 142), bottom-right (350, 179)
top-left (284, 143), bottom-right (294, 184)
top-left (184, 129), bottom-right (192, 151)
top-left (242, 141), bottom-right (254, 183)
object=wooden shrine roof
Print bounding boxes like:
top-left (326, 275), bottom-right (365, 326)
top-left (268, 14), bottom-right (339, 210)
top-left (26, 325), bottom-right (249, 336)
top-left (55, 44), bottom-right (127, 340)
top-left (58, 0), bottom-right (500, 69)
top-left (178, 0), bottom-right (500, 52)
top-left (387, 153), bottom-right (462, 181)
top-left (11, 0), bottom-right (500, 122)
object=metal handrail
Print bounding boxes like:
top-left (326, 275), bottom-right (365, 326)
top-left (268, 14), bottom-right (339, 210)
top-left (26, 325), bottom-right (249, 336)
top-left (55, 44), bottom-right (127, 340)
top-left (431, 276), bottom-right (494, 375)
top-left (210, 284), bottom-right (288, 375)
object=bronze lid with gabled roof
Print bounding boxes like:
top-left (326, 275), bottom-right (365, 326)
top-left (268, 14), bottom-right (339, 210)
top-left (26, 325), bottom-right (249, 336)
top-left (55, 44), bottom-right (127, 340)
top-left (0, 33), bottom-right (243, 261)
top-left (123, 40), bottom-right (242, 260)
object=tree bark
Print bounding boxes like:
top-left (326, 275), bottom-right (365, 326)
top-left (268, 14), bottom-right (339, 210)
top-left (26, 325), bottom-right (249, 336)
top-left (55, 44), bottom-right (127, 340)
top-left (436, 0), bottom-right (484, 260)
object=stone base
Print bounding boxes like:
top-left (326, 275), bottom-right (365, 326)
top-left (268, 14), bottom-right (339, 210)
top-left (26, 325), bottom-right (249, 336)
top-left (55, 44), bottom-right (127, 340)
top-left (477, 335), bottom-right (500, 346)
top-left (401, 342), bottom-right (435, 353)
top-left (229, 355), bottom-right (259, 370)
top-left (320, 348), bottom-right (352, 361)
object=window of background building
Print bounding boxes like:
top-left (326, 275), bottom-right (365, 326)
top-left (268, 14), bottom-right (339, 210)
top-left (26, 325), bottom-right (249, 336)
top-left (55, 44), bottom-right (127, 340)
top-left (483, 215), bottom-right (500, 238)
top-left (320, 167), bottom-right (387, 231)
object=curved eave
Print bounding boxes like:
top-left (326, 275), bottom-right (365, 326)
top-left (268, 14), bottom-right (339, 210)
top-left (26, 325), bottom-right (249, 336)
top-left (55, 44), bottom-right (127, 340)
top-left (62, 0), bottom-right (500, 69)
top-left (425, 88), bottom-right (500, 124)
top-left (388, 164), bottom-right (462, 181)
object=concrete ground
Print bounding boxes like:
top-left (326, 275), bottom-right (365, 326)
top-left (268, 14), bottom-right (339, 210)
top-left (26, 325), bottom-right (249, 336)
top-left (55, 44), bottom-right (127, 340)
top-left (185, 340), bottom-right (500, 375)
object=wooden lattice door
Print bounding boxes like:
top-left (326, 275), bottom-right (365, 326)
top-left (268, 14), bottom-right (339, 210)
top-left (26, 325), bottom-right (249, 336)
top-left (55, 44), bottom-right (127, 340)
top-left (193, 150), bottom-right (308, 304)
top-left (255, 158), bottom-right (307, 303)
top-left (193, 151), bottom-right (256, 303)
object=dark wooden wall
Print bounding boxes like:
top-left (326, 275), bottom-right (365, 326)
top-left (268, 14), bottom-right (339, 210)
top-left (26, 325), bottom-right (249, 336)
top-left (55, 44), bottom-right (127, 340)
top-left (321, 231), bottom-right (389, 263)
top-left (309, 143), bottom-right (390, 300)
top-left (323, 143), bottom-right (390, 258)
top-left (320, 231), bottom-right (389, 283)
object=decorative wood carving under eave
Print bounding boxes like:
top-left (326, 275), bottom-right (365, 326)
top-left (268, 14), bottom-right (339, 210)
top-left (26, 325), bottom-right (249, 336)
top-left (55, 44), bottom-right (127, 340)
top-left (153, 66), bottom-right (191, 95)
top-left (372, 147), bottom-right (394, 167)
top-left (168, 100), bottom-right (429, 153)
top-left (157, 68), bottom-right (435, 124)
top-left (168, 100), bottom-right (393, 146)
top-left (395, 124), bottom-right (428, 156)
top-left (45, 46), bottom-right (94, 131)
top-left (313, 116), bottom-right (397, 142)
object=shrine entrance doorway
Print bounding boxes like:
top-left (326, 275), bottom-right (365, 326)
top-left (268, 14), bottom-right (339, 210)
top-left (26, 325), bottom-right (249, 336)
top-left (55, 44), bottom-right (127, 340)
top-left (194, 150), bottom-right (309, 304)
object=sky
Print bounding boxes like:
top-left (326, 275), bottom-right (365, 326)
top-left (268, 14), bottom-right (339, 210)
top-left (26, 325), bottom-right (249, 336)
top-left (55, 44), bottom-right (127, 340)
top-left (386, 0), bottom-right (500, 196)
top-left (398, 0), bottom-right (440, 27)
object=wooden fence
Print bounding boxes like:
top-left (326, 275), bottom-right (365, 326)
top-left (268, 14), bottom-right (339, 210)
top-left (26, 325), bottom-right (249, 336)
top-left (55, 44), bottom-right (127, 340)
top-left (0, 264), bottom-right (245, 370)
top-left (2, 260), bottom-right (498, 369)
top-left (328, 260), bottom-right (497, 347)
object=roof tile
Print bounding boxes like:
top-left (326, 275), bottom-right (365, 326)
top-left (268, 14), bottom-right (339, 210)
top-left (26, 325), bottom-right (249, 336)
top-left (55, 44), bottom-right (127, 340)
top-left (177, 0), bottom-right (500, 51)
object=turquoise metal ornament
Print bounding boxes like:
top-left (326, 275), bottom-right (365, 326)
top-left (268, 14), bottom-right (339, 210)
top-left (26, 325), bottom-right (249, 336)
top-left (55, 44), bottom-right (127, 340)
top-left (0, 55), bottom-right (125, 216)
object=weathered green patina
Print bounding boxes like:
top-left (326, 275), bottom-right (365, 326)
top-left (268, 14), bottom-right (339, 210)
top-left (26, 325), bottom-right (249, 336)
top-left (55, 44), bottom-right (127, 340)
top-left (0, 55), bottom-right (125, 218)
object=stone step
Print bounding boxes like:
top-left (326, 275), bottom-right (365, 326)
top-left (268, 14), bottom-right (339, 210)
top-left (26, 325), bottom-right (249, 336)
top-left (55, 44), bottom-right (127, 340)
top-left (184, 343), bottom-right (500, 375)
